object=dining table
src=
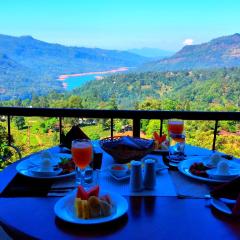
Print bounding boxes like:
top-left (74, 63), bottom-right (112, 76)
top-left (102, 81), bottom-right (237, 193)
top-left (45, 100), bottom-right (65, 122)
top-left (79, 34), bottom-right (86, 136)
top-left (0, 144), bottom-right (240, 240)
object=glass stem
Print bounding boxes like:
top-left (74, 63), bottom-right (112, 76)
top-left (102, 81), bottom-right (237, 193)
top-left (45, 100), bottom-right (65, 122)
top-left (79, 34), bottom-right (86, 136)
top-left (76, 166), bottom-right (85, 186)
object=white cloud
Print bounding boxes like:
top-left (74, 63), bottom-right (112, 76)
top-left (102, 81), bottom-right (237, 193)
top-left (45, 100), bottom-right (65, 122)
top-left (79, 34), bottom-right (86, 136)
top-left (183, 38), bottom-right (194, 45)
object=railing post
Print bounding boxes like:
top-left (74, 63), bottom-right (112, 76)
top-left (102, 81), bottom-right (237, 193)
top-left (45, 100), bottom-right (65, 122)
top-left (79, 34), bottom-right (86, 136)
top-left (212, 120), bottom-right (219, 151)
top-left (59, 117), bottom-right (62, 144)
top-left (160, 119), bottom-right (163, 136)
top-left (7, 115), bottom-right (11, 145)
top-left (110, 118), bottom-right (113, 139)
top-left (133, 118), bottom-right (140, 138)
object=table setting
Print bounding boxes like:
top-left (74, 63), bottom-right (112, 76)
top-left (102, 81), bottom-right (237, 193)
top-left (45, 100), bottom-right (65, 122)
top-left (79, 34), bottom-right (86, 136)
top-left (0, 121), bottom-right (240, 239)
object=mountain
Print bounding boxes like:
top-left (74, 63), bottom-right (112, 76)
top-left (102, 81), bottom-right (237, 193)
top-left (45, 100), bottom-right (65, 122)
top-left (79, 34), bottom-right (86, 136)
top-left (0, 34), bottom-right (147, 76)
top-left (143, 33), bottom-right (240, 71)
top-left (76, 68), bottom-right (240, 110)
top-left (0, 53), bottom-right (63, 100)
top-left (0, 34), bottom-right (147, 100)
top-left (128, 48), bottom-right (174, 59)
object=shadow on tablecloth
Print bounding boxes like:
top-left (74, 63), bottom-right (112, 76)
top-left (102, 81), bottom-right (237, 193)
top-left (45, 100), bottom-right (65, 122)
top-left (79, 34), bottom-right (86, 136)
top-left (169, 170), bottom-right (221, 198)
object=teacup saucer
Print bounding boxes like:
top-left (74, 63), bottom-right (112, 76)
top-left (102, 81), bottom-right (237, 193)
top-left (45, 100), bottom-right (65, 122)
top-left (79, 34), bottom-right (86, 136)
top-left (109, 170), bottom-right (130, 181)
top-left (31, 167), bottom-right (62, 177)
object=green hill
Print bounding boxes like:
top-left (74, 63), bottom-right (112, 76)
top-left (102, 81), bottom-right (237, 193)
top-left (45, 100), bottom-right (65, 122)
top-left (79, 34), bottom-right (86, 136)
top-left (76, 68), bottom-right (240, 110)
top-left (143, 33), bottom-right (240, 71)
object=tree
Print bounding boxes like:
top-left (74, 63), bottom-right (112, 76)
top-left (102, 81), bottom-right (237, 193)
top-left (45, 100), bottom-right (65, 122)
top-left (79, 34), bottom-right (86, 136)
top-left (14, 116), bottom-right (26, 130)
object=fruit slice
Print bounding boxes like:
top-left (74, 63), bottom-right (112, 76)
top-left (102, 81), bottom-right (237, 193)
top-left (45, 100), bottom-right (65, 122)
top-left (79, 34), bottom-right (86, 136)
top-left (77, 185), bottom-right (88, 200)
top-left (75, 198), bottom-right (90, 219)
top-left (82, 200), bottom-right (90, 219)
top-left (75, 198), bottom-right (83, 218)
top-left (87, 185), bottom-right (100, 198)
top-left (100, 194), bottom-right (112, 205)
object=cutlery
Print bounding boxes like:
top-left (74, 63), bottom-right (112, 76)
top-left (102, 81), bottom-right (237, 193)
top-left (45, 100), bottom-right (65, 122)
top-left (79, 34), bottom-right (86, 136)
top-left (177, 194), bottom-right (211, 199)
top-left (177, 194), bottom-right (237, 204)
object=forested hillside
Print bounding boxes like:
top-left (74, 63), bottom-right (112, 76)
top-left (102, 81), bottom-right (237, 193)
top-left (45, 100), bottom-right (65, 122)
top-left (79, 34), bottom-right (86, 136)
top-left (76, 68), bottom-right (240, 110)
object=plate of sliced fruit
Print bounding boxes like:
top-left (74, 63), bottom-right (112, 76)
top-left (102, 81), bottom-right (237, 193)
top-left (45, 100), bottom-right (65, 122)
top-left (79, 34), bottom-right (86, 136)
top-left (54, 185), bottom-right (128, 224)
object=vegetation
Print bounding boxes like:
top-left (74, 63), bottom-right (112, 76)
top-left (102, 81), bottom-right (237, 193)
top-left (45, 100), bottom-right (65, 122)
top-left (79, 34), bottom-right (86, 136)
top-left (77, 67), bottom-right (240, 110)
top-left (0, 67), bottom-right (239, 166)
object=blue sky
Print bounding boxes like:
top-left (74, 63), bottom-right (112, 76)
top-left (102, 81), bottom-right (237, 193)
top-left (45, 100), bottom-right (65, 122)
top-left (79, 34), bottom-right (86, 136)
top-left (0, 0), bottom-right (239, 51)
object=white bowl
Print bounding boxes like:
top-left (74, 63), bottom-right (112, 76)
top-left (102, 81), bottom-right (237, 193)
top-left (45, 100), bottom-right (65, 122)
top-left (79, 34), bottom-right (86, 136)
top-left (109, 164), bottom-right (129, 178)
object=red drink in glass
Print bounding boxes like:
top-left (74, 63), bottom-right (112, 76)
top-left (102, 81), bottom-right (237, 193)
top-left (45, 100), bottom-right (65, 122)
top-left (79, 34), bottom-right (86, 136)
top-left (71, 140), bottom-right (93, 169)
top-left (168, 120), bottom-right (184, 134)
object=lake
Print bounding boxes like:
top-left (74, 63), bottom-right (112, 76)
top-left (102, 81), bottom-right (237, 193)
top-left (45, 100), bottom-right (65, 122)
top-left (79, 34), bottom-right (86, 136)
top-left (63, 74), bottom-right (103, 91)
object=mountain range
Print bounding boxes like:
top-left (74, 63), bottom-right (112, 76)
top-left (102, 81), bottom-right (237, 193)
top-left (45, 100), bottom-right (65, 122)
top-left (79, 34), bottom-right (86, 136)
top-left (0, 34), bottom-right (147, 100)
top-left (0, 34), bottom-right (147, 76)
top-left (128, 48), bottom-right (174, 59)
top-left (1, 33), bottom-right (240, 101)
top-left (144, 33), bottom-right (240, 71)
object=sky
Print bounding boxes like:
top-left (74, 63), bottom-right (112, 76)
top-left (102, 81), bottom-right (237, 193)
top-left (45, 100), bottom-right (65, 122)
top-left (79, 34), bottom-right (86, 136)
top-left (0, 0), bottom-right (239, 51)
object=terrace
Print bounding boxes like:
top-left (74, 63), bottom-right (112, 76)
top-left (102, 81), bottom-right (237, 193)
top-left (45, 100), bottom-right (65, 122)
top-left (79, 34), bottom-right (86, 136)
top-left (0, 107), bottom-right (240, 239)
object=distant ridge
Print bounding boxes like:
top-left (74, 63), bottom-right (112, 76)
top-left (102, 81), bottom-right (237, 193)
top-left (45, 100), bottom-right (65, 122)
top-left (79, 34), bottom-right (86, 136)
top-left (143, 33), bottom-right (240, 71)
top-left (128, 47), bottom-right (174, 59)
top-left (0, 34), bottom-right (147, 76)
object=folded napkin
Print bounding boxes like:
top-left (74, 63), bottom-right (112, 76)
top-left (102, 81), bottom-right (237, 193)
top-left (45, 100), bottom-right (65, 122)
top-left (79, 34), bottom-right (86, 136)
top-left (106, 136), bottom-right (154, 150)
top-left (61, 125), bottom-right (89, 149)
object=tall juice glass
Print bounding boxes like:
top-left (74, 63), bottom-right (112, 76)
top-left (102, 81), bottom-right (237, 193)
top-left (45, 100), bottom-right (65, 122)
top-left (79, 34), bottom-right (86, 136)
top-left (168, 119), bottom-right (185, 162)
top-left (168, 119), bottom-right (184, 134)
top-left (71, 139), bottom-right (93, 186)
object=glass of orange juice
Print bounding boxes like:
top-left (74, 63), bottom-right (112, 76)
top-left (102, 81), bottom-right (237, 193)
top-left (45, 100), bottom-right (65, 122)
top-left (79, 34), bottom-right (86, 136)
top-left (71, 139), bottom-right (93, 186)
top-left (168, 119), bottom-right (184, 135)
top-left (168, 119), bottom-right (185, 162)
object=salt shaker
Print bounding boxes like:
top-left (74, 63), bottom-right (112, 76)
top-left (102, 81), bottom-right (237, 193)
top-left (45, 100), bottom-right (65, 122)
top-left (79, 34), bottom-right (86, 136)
top-left (130, 160), bottom-right (143, 192)
top-left (143, 159), bottom-right (156, 189)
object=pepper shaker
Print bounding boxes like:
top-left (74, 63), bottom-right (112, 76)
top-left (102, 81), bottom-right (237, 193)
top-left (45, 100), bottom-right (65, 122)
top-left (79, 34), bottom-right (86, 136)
top-left (130, 160), bottom-right (143, 192)
top-left (143, 159), bottom-right (156, 189)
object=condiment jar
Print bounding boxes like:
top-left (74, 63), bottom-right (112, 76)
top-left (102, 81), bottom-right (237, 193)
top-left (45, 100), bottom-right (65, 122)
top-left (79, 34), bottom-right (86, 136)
top-left (130, 160), bottom-right (143, 192)
top-left (143, 159), bottom-right (156, 189)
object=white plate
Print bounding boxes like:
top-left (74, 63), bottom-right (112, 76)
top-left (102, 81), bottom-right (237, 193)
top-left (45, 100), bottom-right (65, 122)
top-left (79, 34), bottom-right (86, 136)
top-left (54, 190), bottom-right (128, 224)
top-left (178, 157), bottom-right (240, 183)
top-left (211, 198), bottom-right (232, 215)
top-left (16, 153), bottom-right (75, 179)
top-left (109, 170), bottom-right (130, 181)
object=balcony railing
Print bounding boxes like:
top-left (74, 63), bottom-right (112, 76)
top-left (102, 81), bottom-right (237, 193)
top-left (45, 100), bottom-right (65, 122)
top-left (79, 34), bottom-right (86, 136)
top-left (0, 107), bottom-right (240, 150)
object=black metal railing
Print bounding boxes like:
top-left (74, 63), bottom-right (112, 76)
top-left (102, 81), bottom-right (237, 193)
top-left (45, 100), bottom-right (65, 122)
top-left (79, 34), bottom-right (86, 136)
top-left (0, 107), bottom-right (240, 150)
